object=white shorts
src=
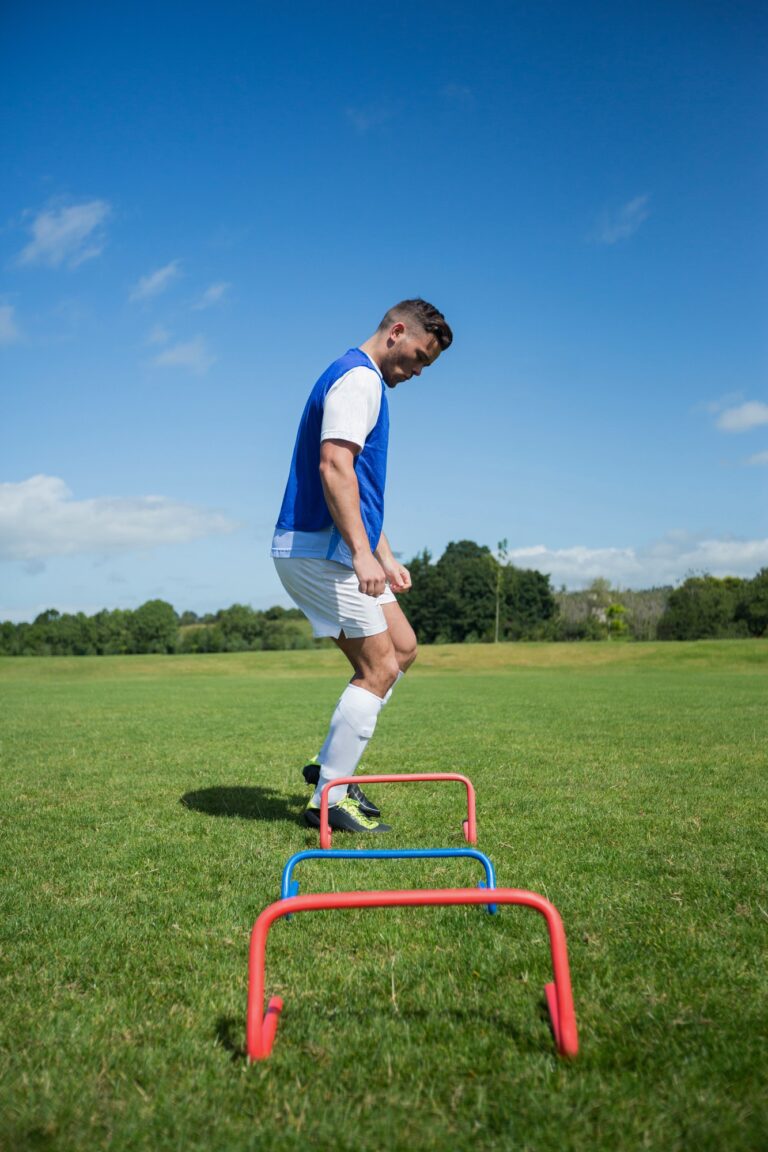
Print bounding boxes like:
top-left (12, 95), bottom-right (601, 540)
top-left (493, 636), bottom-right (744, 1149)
top-left (273, 556), bottom-right (396, 639)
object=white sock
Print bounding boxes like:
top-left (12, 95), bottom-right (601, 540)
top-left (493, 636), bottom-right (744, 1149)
top-left (310, 672), bottom-right (403, 758)
top-left (312, 684), bottom-right (384, 807)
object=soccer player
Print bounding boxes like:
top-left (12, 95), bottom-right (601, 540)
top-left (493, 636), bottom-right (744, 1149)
top-left (271, 299), bottom-right (453, 832)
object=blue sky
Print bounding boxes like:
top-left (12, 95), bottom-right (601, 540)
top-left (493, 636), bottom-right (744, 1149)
top-left (1, 0), bottom-right (766, 622)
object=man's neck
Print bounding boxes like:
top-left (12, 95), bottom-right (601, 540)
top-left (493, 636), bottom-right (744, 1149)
top-left (359, 333), bottom-right (385, 372)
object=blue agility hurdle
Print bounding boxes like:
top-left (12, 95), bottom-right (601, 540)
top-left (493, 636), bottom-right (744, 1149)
top-left (281, 847), bottom-right (499, 913)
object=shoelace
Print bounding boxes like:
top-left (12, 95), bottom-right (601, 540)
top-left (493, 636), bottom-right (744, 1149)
top-left (336, 795), bottom-right (378, 828)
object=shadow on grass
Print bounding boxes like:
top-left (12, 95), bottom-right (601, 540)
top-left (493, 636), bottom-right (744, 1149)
top-left (215, 1015), bottom-right (247, 1063)
top-left (215, 1003), bottom-right (551, 1066)
top-left (396, 1003), bottom-right (553, 1055)
top-left (180, 785), bottom-right (306, 823)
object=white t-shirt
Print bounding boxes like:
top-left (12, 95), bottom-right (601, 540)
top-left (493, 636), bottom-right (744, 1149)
top-left (271, 358), bottom-right (383, 563)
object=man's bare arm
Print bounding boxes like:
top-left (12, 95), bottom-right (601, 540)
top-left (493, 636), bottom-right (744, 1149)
top-left (319, 439), bottom-right (387, 597)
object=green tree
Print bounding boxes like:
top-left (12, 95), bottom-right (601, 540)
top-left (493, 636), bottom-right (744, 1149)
top-left (92, 609), bottom-right (132, 655)
top-left (657, 575), bottom-right (747, 640)
top-left (261, 615), bottom-right (314, 650)
top-left (178, 624), bottom-right (227, 653)
top-left (0, 621), bottom-right (18, 654)
top-left (502, 566), bottom-right (558, 639)
top-left (606, 602), bottom-right (628, 639)
top-left (216, 603), bottom-right (265, 649)
top-left (735, 568), bottom-right (768, 636)
top-left (400, 550), bottom-right (450, 643)
top-left (128, 600), bottom-right (179, 653)
top-left (404, 542), bottom-right (559, 644)
top-left (54, 612), bottom-right (97, 655)
top-left (26, 609), bottom-right (62, 654)
top-left (437, 540), bottom-right (496, 642)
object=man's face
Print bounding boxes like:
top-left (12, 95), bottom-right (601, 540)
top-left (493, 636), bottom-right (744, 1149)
top-left (380, 324), bottom-right (441, 389)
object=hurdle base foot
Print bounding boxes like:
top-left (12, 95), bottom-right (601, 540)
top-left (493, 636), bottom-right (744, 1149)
top-left (545, 982), bottom-right (578, 1058)
top-left (249, 995), bottom-right (284, 1062)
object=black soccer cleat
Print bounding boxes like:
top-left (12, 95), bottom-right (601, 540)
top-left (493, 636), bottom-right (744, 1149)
top-left (302, 761), bottom-right (320, 786)
top-left (302, 762), bottom-right (381, 818)
top-left (303, 794), bottom-right (391, 834)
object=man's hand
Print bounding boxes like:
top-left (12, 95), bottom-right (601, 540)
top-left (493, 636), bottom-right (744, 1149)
top-left (353, 550), bottom-right (388, 598)
top-left (380, 557), bottom-right (412, 593)
top-left (375, 534), bottom-right (412, 594)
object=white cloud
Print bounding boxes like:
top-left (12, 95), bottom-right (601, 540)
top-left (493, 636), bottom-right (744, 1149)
top-left (153, 336), bottom-right (214, 374)
top-left (506, 533), bottom-right (768, 589)
top-left (0, 303), bottom-right (20, 345)
top-left (507, 544), bottom-right (643, 587)
top-left (702, 392), bottom-right (743, 416)
top-left (593, 195), bottom-right (651, 245)
top-left (0, 475), bottom-right (239, 563)
top-left (130, 260), bottom-right (182, 301)
top-left (193, 281), bottom-right (229, 310)
top-left (716, 401), bottom-right (768, 433)
top-left (146, 324), bottom-right (171, 345)
top-left (746, 450), bottom-right (768, 467)
top-left (19, 200), bottom-right (111, 268)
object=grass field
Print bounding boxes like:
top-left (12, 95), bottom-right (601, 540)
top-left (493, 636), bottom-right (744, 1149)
top-left (1, 641), bottom-right (766, 1151)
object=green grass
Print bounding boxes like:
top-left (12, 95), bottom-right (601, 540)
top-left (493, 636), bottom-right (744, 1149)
top-left (1, 641), bottom-right (766, 1151)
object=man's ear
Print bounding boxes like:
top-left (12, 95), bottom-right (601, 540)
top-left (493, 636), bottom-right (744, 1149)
top-left (388, 321), bottom-right (406, 342)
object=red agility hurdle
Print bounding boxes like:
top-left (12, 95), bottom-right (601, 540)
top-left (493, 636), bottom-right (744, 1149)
top-left (319, 773), bottom-right (477, 848)
top-left (247, 887), bottom-right (578, 1061)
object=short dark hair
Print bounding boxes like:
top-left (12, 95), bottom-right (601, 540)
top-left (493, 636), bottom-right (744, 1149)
top-left (379, 298), bottom-right (453, 350)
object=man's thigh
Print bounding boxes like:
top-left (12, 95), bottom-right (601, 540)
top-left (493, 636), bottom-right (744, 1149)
top-left (382, 599), bottom-right (417, 667)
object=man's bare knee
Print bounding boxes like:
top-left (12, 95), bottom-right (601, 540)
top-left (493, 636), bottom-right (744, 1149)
top-left (355, 654), bottom-right (400, 698)
top-left (336, 630), bottom-right (402, 698)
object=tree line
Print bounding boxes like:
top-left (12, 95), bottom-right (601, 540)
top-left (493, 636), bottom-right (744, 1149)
top-left (2, 543), bottom-right (766, 656)
top-left (655, 571), bottom-right (768, 640)
top-left (0, 602), bottom-right (316, 657)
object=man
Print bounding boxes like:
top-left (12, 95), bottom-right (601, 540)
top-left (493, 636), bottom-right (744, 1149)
top-left (271, 298), bottom-right (453, 833)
